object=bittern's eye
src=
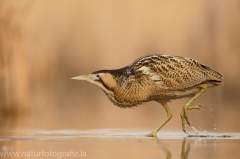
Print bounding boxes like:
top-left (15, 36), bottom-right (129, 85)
top-left (93, 74), bottom-right (101, 81)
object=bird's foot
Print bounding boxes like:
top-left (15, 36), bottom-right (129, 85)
top-left (146, 131), bottom-right (157, 138)
top-left (189, 125), bottom-right (199, 135)
top-left (184, 125), bottom-right (199, 135)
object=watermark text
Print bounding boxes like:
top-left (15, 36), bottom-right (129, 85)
top-left (0, 150), bottom-right (86, 158)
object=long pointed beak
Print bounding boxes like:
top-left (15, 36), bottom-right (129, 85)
top-left (71, 75), bottom-right (92, 81)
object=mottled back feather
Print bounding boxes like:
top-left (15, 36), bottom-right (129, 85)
top-left (131, 54), bottom-right (223, 90)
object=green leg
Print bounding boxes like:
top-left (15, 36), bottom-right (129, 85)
top-left (146, 101), bottom-right (172, 137)
top-left (180, 84), bottom-right (208, 134)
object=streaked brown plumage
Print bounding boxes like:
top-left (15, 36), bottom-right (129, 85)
top-left (72, 54), bottom-right (223, 137)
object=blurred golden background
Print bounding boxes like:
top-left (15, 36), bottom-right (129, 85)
top-left (0, 0), bottom-right (240, 132)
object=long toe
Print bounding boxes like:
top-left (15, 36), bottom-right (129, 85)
top-left (182, 125), bottom-right (189, 134)
top-left (187, 105), bottom-right (205, 110)
top-left (146, 132), bottom-right (157, 138)
top-left (189, 126), bottom-right (199, 135)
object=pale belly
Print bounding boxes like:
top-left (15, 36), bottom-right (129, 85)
top-left (105, 82), bottom-right (219, 108)
top-left (159, 82), bottom-right (218, 100)
top-left (164, 87), bottom-right (200, 99)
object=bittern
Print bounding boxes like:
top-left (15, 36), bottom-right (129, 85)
top-left (72, 54), bottom-right (223, 137)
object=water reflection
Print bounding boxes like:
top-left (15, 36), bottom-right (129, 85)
top-left (153, 137), bottom-right (191, 159)
top-left (181, 138), bottom-right (190, 159)
top-left (153, 135), bottom-right (239, 159)
top-left (152, 137), bottom-right (172, 159)
top-left (0, 126), bottom-right (239, 159)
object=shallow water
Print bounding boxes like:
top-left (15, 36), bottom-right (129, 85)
top-left (0, 129), bottom-right (240, 159)
top-left (0, 105), bottom-right (240, 159)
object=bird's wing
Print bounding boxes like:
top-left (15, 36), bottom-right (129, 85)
top-left (134, 54), bottom-right (223, 90)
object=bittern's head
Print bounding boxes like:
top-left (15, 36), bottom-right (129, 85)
top-left (71, 70), bottom-right (117, 94)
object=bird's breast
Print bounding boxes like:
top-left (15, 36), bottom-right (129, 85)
top-left (107, 81), bottom-right (154, 108)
